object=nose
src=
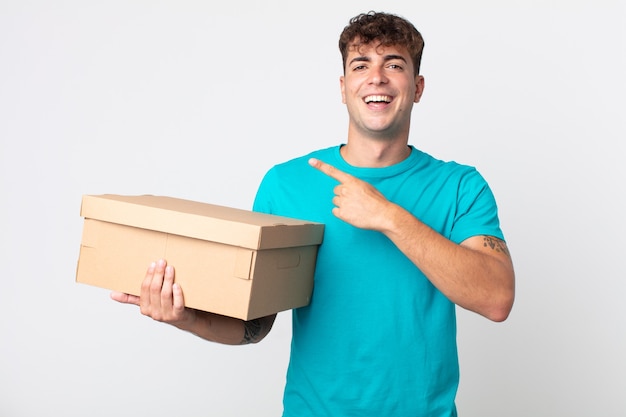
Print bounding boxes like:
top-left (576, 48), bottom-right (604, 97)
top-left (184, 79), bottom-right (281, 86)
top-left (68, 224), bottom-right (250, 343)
top-left (368, 66), bottom-right (387, 85)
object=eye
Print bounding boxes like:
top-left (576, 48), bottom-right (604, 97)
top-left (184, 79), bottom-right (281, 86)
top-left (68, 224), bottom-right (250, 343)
top-left (352, 64), bottom-right (367, 71)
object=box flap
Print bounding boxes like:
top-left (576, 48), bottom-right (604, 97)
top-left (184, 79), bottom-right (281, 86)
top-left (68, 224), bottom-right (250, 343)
top-left (80, 194), bottom-right (324, 250)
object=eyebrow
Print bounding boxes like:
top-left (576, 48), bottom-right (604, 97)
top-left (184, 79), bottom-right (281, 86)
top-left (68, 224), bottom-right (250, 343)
top-left (348, 54), bottom-right (408, 66)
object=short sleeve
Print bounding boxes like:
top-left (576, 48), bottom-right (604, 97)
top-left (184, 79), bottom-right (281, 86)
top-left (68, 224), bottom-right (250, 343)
top-left (450, 168), bottom-right (504, 244)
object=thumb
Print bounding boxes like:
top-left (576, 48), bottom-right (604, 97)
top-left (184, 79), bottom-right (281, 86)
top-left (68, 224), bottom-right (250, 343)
top-left (110, 291), bottom-right (140, 306)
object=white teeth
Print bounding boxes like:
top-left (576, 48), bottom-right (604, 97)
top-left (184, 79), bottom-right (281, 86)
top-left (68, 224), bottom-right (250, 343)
top-left (365, 95), bottom-right (392, 103)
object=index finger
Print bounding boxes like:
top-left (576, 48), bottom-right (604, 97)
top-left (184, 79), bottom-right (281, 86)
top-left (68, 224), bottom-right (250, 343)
top-left (308, 158), bottom-right (354, 183)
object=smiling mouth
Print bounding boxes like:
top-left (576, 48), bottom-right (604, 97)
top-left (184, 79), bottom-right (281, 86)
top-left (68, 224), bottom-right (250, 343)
top-left (364, 95), bottom-right (392, 104)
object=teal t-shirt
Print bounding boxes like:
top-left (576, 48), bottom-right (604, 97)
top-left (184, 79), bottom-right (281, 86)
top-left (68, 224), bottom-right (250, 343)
top-left (253, 146), bottom-right (504, 417)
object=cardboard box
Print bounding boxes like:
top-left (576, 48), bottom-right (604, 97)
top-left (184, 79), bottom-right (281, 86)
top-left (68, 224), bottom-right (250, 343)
top-left (76, 194), bottom-right (324, 320)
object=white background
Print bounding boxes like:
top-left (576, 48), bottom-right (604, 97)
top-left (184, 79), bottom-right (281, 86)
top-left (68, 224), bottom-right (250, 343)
top-left (1, 1), bottom-right (625, 416)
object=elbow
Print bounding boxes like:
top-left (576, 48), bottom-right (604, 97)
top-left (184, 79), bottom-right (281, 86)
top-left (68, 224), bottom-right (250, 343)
top-left (460, 288), bottom-right (515, 323)
top-left (485, 286), bottom-right (515, 323)
top-left (486, 262), bottom-right (516, 322)
top-left (487, 302), bottom-right (513, 322)
top-left (241, 314), bottom-right (277, 344)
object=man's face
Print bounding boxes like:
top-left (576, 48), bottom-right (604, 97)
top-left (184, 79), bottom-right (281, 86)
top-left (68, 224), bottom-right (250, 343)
top-left (340, 41), bottom-right (424, 140)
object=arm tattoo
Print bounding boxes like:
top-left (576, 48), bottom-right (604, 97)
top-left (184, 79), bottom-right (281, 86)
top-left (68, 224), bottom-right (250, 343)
top-left (242, 318), bottom-right (263, 344)
top-left (482, 236), bottom-right (511, 257)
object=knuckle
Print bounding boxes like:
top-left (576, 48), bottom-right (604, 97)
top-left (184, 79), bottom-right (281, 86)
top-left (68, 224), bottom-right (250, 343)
top-left (139, 305), bottom-right (150, 317)
top-left (141, 279), bottom-right (151, 291)
top-left (149, 281), bottom-right (163, 293)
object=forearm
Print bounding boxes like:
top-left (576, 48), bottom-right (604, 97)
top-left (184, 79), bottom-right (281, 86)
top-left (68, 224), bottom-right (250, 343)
top-left (305, 158), bottom-right (514, 320)
top-left (381, 203), bottom-right (515, 322)
top-left (176, 311), bottom-right (277, 345)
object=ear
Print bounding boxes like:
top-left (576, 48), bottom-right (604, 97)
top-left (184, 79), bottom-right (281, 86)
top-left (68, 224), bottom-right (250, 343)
top-left (340, 75), bottom-right (346, 104)
top-left (414, 75), bottom-right (425, 103)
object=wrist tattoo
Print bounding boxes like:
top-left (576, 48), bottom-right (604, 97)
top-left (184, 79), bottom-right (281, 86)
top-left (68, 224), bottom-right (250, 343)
top-left (482, 236), bottom-right (510, 256)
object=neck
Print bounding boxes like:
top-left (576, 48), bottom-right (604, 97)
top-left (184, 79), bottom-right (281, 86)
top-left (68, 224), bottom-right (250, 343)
top-left (340, 138), bottom-right (411, 168)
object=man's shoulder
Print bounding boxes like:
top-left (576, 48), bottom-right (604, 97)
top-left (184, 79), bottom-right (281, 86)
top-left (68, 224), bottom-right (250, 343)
top-left (266, 146), bottom-right (339, 177)
top-left (257, 146), bottom-right (340, 188)
top-left (254, 146), bottom-right (339, 215)
top-left (275, 146), bottom-right (338, 167)
top-left (414, 148), bottom-right (478, 177)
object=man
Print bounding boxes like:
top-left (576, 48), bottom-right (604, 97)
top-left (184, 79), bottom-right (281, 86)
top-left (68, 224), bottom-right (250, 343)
top-left (113, 11), bottom-right (515, 416)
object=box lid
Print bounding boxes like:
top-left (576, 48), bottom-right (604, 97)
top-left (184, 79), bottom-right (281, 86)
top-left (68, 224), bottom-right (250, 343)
top-left (80, 194), bottom-right (324, 250)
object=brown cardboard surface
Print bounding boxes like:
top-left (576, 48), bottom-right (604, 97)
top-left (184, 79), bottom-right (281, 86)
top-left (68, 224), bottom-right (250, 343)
top-left (80, 194), bottom-right (323, 249)
top-left (76, 194), bottom-right (324, 320)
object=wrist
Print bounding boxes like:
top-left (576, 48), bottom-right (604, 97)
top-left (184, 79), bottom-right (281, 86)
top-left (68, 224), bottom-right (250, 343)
top-left (380, 202), bottom-right (410, 235)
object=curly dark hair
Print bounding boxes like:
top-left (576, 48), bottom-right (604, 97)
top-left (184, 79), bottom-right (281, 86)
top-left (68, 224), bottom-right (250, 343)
top-left (339, 11), bottom-right (425, 76)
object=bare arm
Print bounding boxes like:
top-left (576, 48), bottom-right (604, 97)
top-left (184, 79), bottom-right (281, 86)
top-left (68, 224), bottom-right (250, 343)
top-left (111, 259), bottom-right (276, 345)
top-left (381, 205), bottom-right (514, 321)
top-left (309, 158), bottom-right (515, 322)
